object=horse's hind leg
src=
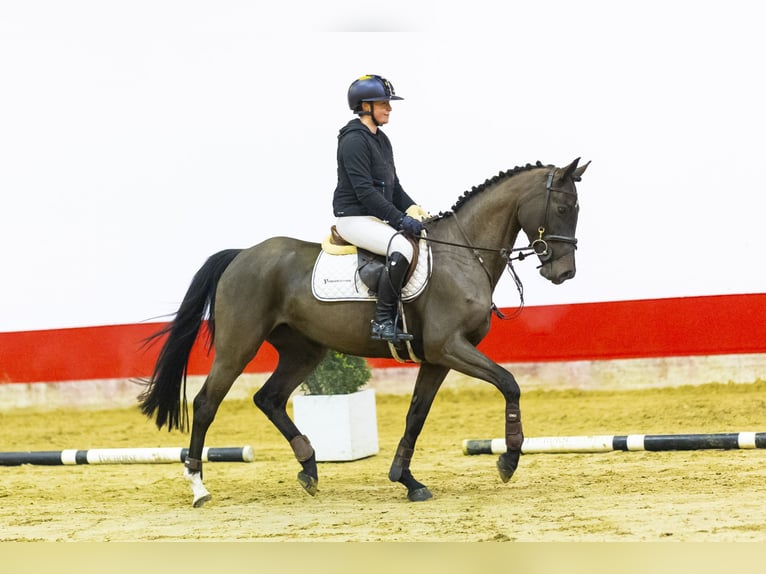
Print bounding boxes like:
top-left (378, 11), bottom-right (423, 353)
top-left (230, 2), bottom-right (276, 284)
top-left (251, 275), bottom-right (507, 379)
top-left (253, 328), bottom-right (326, 497)
top-left (186, 355), bottom-right (252, 507)
top-left (389, 362), bottom-right (450, 502)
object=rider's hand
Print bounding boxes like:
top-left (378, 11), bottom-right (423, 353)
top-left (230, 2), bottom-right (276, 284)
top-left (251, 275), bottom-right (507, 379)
top-left (399, 215), bottom-right (424, 236)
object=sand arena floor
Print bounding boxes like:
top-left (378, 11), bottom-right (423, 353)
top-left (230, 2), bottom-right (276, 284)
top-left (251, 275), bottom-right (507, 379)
top-left (2, 379), bottom-right (766, 542)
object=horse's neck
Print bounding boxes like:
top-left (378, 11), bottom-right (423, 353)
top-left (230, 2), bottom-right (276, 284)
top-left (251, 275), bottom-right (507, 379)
top-left (441, 176), bottom-right (529, 277)
top-left (434, 174), bottom-right (534, 289)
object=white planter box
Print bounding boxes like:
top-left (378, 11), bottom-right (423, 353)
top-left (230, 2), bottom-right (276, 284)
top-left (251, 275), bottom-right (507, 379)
top-left (292, 388), bottom-right (379, 461)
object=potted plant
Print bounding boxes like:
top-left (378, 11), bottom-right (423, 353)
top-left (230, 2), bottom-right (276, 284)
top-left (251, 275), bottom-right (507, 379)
top-left (292, 351), bottom-right (378, 461)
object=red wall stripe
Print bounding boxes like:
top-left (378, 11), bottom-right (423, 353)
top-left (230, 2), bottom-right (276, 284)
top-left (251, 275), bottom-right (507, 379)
top-left (1, 294), bottom-right (764, 384)
top-left (477, 293), bottom-right (765, 362)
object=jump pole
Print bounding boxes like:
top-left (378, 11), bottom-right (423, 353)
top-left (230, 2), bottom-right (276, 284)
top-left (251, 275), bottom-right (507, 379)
top-left (0, 446), bottom-right (254, 466)
top-left (462, 432), bottom-right (766, 455)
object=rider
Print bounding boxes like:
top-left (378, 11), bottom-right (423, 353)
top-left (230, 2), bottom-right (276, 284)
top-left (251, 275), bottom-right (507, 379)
top-left (333, 74), bottom-right (429, 343)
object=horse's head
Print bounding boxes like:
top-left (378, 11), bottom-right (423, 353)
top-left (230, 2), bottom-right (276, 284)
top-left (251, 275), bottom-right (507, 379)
top-left (518, 158), bottom-right (589, 284)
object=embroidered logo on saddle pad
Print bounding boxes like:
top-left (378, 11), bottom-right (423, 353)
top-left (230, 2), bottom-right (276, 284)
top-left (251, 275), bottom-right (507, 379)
top-left (312, 238), bottom-right (432, 302)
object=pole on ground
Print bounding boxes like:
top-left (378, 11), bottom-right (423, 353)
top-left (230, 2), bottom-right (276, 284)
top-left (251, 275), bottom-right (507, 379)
top-left (462, 432), bottom-right (766, 455)
top-left (0, 446), bottom-right (255, 466)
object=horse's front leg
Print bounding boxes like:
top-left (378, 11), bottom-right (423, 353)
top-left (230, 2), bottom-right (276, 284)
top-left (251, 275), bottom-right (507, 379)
top-left (389, 362), bottom-right (450, 501)
top-left (439, 336), bottom-right (524, 484)
top-left (496, 402), bottom-right (523, 483)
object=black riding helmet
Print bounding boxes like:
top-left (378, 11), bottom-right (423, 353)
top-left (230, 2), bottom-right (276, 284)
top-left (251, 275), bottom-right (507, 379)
top-left (347, 75), bottom-right (403, 125)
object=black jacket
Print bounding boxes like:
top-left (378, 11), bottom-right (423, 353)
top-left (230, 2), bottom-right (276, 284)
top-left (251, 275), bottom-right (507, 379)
top-left (332, 119), bottom-right (415, 227)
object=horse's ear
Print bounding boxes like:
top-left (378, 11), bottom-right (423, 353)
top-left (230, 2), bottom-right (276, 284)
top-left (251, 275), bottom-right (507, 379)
top-left (573, 160), bottom-right (590, 182)
top-left (557, 158), bottom-right (580, 183)
top-left (558, 158), bottom-right (590, 183)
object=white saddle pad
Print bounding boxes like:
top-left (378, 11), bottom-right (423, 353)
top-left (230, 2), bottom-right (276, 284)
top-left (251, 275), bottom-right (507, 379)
top-left (312, 239), bottom-right (432, 302)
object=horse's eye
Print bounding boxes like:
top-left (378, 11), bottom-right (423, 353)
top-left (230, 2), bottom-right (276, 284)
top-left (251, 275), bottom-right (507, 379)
top-left (557, 205), bottom-right (568, 215)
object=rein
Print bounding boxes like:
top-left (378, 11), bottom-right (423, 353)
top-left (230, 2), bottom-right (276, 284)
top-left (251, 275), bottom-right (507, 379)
top-left (419, 167), bottom-right (578, 320)
top-left (419, 228), bottom-right (545, 262)
top-left (420, 220), bottom-right (534, 320)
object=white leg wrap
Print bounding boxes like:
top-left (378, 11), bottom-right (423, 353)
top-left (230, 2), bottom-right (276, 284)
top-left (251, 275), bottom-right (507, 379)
top-left (184, 467), bottom-right (212, 508)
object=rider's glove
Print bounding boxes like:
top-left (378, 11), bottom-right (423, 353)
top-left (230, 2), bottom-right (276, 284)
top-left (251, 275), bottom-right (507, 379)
top-left (398, 215), bottom-right (424, 236)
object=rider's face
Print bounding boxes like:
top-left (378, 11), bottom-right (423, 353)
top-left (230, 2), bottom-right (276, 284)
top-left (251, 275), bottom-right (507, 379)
top-left (369, 100), bottom-right (392, 125)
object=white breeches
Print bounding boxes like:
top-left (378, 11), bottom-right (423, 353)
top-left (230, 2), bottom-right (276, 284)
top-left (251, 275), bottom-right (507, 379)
top-left (335, 216), bottom-right (414, 262)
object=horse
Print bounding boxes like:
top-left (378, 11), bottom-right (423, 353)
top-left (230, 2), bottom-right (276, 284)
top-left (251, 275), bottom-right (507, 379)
top-left (139, 157), bottom-right (589, 507)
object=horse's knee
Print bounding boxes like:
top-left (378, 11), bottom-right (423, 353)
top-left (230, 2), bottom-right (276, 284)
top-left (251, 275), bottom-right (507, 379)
top-left (498, 372), bottom-right (520, 402)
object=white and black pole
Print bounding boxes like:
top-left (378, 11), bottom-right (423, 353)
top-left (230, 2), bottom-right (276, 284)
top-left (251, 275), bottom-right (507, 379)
top-left (462, 432), bottom-right (766, 455)
top-left (0, 446), bottom-right (254, 466)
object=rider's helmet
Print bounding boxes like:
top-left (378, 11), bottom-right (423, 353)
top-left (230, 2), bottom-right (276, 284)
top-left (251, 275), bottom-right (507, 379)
top-left (347, 75), bottom-right (404, 113)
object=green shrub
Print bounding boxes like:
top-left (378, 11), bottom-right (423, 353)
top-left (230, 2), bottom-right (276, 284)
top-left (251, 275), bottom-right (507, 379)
top-left (301, 351), bottom-right (372, 395)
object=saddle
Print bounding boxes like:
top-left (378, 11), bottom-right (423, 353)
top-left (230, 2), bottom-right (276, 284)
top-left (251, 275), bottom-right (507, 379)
top-left (314, 227), bottom-right (431, 364)
top-left (322, 225), bottom-right (421, 294)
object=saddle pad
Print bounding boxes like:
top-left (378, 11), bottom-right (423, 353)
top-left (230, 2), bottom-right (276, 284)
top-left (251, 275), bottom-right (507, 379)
top-left (312, 239), bottom-right (431, 302)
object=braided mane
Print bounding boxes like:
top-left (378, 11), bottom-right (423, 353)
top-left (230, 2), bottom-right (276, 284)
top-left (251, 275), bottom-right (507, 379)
top-left (431, 161), bottom-right (549, 221)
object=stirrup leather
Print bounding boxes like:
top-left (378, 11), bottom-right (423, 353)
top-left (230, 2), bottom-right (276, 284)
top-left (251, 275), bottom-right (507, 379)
top-left (386, 303), bottom-right (421, 363)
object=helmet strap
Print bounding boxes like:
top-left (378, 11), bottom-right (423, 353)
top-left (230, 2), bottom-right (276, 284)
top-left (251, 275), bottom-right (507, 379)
top-left (359, 102), bottom-right (381, 127)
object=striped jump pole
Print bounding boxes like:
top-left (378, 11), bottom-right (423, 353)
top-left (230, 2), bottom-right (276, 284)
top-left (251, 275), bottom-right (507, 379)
top-left (462, 432), bottom-right (766, 455)
top-left (0, 446), bottom-right (254, 466)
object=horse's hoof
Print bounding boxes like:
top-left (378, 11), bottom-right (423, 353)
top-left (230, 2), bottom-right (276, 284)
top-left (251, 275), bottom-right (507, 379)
top-left (497, 460), bottom-right (514, 482)
top-left (192, 493), bottom-right (212, 508)
top-left (496, 453), bottom-right (519, 483)
top-left (298, 471), bottom-right (318, 496)
top-left (407, 487), bottom-right (433, 502)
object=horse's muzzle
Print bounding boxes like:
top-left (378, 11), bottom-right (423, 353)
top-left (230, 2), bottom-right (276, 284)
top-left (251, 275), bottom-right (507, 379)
top-left (539, 252), bottom-right (576, 285)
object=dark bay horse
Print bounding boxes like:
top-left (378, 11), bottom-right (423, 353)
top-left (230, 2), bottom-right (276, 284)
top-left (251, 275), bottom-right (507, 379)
top-left (139, 158), bottom-right (589, 507)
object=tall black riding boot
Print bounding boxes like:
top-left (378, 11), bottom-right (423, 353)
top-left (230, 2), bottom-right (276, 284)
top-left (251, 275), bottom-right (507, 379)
top-left (371, 251), bottom-right (413, 342)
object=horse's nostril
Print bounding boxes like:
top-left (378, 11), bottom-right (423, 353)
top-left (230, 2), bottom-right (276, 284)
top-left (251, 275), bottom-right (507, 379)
top-left (559, 270), bottom-right (575, 282)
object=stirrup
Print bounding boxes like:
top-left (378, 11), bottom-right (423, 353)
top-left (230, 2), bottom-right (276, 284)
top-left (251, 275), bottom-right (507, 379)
top-left (371, 319), bottom-right (413, 342)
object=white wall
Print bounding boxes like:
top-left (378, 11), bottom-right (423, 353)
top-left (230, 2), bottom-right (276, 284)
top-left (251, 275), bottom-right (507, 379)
top-left (1, 1), bottom-right (764, 331)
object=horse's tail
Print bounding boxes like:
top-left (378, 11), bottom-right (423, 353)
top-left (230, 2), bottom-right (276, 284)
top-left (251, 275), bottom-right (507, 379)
top-left (138, 248), bottom-right (243, 432)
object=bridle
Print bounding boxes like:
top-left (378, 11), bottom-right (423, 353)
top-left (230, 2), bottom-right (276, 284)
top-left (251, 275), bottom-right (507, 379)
top-left (532, 169), bottom-right (579, 263)
top-left (421, 167), bottom-right (578, 264)
top-left (416, 167), bottom-right (579, 319)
